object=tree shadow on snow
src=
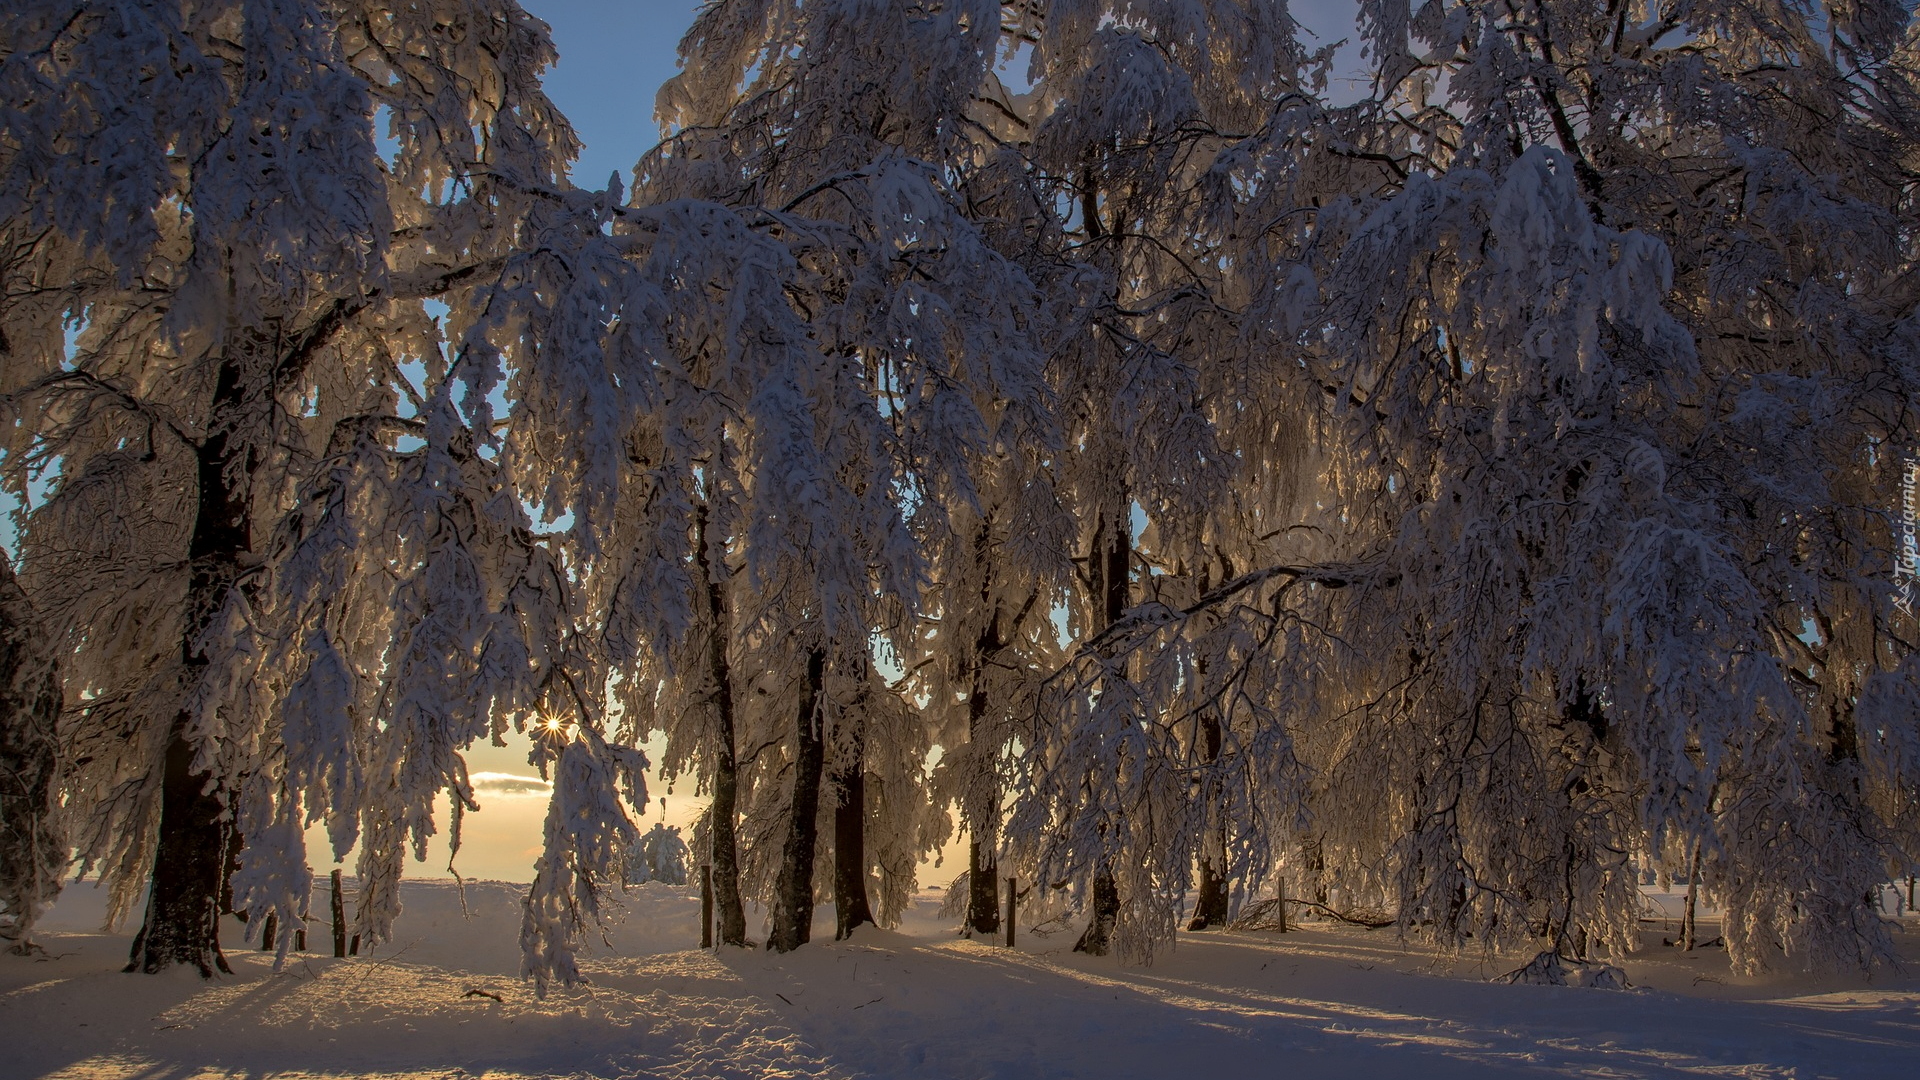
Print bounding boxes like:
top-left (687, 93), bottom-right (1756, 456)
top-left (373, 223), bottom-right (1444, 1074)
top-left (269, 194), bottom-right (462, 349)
top-left (691, 926), bottom-right (1920, 1079)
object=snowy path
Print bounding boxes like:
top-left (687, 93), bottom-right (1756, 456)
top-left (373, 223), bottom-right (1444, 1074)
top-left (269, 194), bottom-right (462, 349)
top-left (4, 882), bottom-right (1917, 1078)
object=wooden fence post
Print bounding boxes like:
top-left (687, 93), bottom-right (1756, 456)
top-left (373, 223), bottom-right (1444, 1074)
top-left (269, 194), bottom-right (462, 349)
top-left (1276, 875), bottom-right (1289, 933)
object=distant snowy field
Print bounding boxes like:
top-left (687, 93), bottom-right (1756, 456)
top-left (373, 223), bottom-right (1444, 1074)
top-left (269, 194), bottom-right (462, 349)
top-left (6, 880), bottom-right (1919, 1078)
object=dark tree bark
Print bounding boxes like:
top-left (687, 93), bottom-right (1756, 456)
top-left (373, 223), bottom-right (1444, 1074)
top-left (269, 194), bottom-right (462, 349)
top-left (128, 351), bottom-right (254, 976)
top-left (767, 647), bottom-right (827, 953)
top-left (960, 687), bottom-right (1006, 933)
top-left (1075, 503), bottom-right (1129, 956)
top-left (694, 501), bottom-right (748, 947)
top-left (1303, 838), bottom-right (1329, 906)
top-left (1074, 873), bottom-right (1120, 957)
top-left (0, 554), bottom-right (63, 953)
top-left (130, 724), bottom-right (235, 974)
top-left (699, 863), bottom-right (713, 949)
top-left (1187, 712), bottom-right (1230, 931)
top-left (1004, 875), bottom-right (1017, 948)
top-left (961, 522), bottom-right (1006, 937)
top-left (1680, 841), bottom-right (1701, 951)
top-left (1186, 555), bottom-right (1231, 932)
top-left (220, 820), bottom-right (242, 918)
top-left (329, 869), bottom-right (347, 958)
top-left (830, 704), bottom-right (875, 940)
top-left (967, 838), bottom-right (1001, 937)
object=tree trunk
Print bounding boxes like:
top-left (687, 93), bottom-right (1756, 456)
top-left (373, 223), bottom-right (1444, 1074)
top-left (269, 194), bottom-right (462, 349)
top-left (700, 863), bottom-right (713, 949)
top-left (330, 870), bottom-right (347, 958)
top-left (1187, 704), bottom-right (1228, 931)
top-left (1190, 859), bottom-right (1230, 931)
top-left (130, 721), bottom-right (234, 975)
top-left (0, 554), bottom-right (63, 953)
top-left (128, 351), bottom-right (253, 976)
top-left (967, 839), bottom-right (1001, 937)
top-left (1680, 841), bottom-right (1700, 951)
top-left (963, 560), bottom-right (1001, 936)
top-left (767, 648), bottom-right (827, 953)
top-left (695, 501), bottom-right (748, 947)
top-left (1074, 873), bottom-right (1120, 956)
top-left (830, 707), bottom-right (875, 940)
top-left (220, 821), bottom-right (243, 918)
top-left (1304, 838), bottom-right (1328, 906)
top-left (1075, 503), bottom-right (1129, 956)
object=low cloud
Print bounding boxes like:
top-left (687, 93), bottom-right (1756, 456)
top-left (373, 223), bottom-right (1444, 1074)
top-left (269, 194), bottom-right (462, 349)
top-left (470, 771), bottom-right (553, 798)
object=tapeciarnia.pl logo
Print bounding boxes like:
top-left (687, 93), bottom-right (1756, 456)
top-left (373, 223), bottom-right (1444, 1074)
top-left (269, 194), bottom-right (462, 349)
top-left (1899, 454), bottom-right (1919, 620)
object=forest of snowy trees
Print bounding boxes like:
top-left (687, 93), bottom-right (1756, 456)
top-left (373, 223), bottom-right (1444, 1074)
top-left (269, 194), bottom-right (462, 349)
top-left (2, 0), bottom-right (1919, 994)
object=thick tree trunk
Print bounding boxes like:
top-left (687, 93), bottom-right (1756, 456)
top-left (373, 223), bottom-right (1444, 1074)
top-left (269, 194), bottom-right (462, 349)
top-left (1190, 860), bottom-right (1231, 931)
top-left (330, 870), bottom-right (347, 958)
top-left (1074, 873), bottom-right (1120, 956)
top-left (0, 554), bottom-right (63, 952)
top-left (1303, 838), bottom-right (1328, 906)
top-left (767, 648), bottom-right (827, 953)
top-left (830, 708), bottom-right (875, 940)
top-left (129, 721), bottom-right (235, 975)
top-left (967, 839), bottom-right (1001, 937)
top-left (220, 821), bottom-right (242, 918)
top-left (695, 501), bottom-right (747, 947)
top-left (1075, 503), bottom-right (1129, 956)
top-left (129, 352), bottom-right (252, 976)
top-left (962, 522), bottom-right (1002, 937)
top-left (1187, 706), bottom-right (1229, 931)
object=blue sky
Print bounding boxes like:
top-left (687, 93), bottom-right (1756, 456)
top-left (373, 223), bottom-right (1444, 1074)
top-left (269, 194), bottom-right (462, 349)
top-left (526, 1), bottom-right (704, 188)
top-left (525, 1), bottom-right (1365, 191)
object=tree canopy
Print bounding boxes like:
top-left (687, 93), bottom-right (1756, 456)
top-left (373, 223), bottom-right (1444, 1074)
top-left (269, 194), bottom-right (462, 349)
top-left (2, 0), bottom-right (1918, 984)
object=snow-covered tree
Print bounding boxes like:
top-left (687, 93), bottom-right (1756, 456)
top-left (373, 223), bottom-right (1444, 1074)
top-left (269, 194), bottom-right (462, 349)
top-left (628, 820), bottom-right (691, 886)
top-left (0, 553), bottom-right (61, 952)
top-left (989, 0), bottom-right (1920, 971)
top-left (1032, 0), bottom-right (1920, 974)
top-left (0, 0), bottom-right (623, 978)
top-left (620, 0), bottom-right (1060, 952)
top-left (967, 0), bottom-right (1321, 959)
top-left (1258, 0), bottom-right (1920, 975)
top-left (8, 0), bottom-right (1915, 987)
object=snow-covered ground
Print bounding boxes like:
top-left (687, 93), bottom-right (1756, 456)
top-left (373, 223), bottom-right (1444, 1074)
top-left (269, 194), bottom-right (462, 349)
top-left (6, 880), bottom-right (1919, 1078)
